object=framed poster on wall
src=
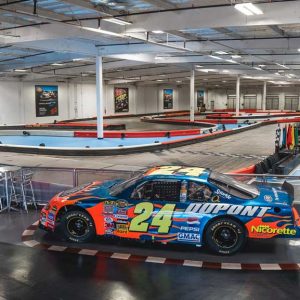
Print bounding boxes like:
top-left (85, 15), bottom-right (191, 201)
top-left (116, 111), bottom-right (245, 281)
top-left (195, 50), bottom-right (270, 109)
top-left (197, 90), bottom-right (205, 108)
top-left (163, 89), bottom-right (173, 109)
top-left (35, 85), bottom-right (58, 117)
top-left (114, 87), bottom-right (129, 113)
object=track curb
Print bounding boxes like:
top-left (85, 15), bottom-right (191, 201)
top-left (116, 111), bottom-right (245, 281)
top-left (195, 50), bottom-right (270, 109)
top-left (22, 222), bottom-right (300, 271)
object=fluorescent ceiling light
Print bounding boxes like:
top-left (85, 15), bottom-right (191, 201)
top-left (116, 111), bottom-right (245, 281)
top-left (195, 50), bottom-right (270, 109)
top-left (253, 67), bottom-right (262, 70)
top-left (258, 64), bottom-right (266, 67)
top-left (14, 69), bottom-right (26, 72)
top-left (278, 70), bottom-right (285, 73)
top-left (235, 3), bottom-right (263, 16)
top-left (298, 48), bottom-right (300, 52)
top-left (215, 51), bottom-right (227, 55)
top-left (276, 63), bottom-right (289, 69)
top-left (289, 74), bottom-right (296, 77)
top-left (159, 74), bottom-right (166, 77)
top-left (152, 30), bottom-right (164, 34)
top-left (222, 70), bottom-right (229, 73)
top-left (198, 69), bottom-right (209, 73)
top-left (176, 80), bottom-right (182, 83)
top-left (156, 79), bottom-right (164, 82)
top-left (73, 58), bottom-right (88, 62)
top-left (231, 55), bottom-right (241, 58)
top-left (222, 81), bottom-right (227, 83)
top-left (209, 55), bottom-right (222, 60)
top-left (82, 26), bottom-right (124, 37)
top-left (226, 59), bottom-right (238, 64)
top-left (195, 65), bottom-right (203, 68)
top-left (203, 78), bottom-right (208, 81)
top-left (104, 18), bottom-right (131, 26)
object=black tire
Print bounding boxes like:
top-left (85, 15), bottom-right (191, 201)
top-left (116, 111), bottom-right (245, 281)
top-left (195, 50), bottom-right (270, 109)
top-left (205, 218), bottom-right (246, 255)
top-left (61, 210), bottom-right (95, 243)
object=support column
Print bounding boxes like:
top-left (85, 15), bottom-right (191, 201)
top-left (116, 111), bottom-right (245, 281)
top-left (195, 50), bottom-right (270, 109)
top-left (236, 75), bottom-right (240, 116)
top-left (190, 69), bottom-right (195, 122)
top-left (96, 56), bottom-right (104, 139)
top-left (262, 81), bottom-right (267, 111)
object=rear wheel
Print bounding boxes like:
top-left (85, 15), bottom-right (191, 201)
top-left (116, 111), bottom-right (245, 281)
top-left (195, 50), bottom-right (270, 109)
top-left (61, 210), bottom-right (95, 243)
top-left (205, 218), bottom-right (246, 255)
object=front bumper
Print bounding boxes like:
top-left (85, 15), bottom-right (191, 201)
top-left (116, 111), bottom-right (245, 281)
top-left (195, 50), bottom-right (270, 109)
top-left (39, 208), bottom-right (56, 231)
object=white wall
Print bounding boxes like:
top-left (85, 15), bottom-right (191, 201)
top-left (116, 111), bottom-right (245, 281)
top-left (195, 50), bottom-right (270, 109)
top-left (1, 79), bottom-right (300, 125)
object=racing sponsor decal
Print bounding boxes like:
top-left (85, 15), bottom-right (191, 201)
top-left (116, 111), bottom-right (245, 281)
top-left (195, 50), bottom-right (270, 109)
top-left (105, 222), bottom-right (115, 234)
top-left (211, 195), bottom-right (220, 203)
top-left (264, 195), bottom-right (273, 202)
top-left (251, 225), bottom-right (296, 236)
top-left (104, 201), bottom-right (115, 214)
top-left (116, 220), bottom-right (128, 224)
top-left (116, 223), bottom-right (129, 234)
top-left (114, 208), bottom-right (128, 220)
top-left (186, 203), bottom-right (272, 217)
top-left (215, 189), bottom-right (231, 199)
top-left (272, 188), bottom-right (279, 201)
top-left (187, 217), bottom-right (200, 225)
top-left (104, 217), bottom-right (114, 223)
top-left (177, 232), bottom-right (201, 242)
top-left (116, 200), bottom-right (128, 208)
top-left (180, 226), bottom-right (200, 232)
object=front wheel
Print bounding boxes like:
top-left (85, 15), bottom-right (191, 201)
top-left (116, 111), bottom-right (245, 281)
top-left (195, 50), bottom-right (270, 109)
top-left (205, 218), bottom-right (246, 255)
top-left (61, 210), bottom-right (95, 243)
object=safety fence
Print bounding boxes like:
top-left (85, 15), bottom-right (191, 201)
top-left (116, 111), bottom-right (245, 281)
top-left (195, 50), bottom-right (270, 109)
top-left (1, 166), bottom-right (300, 206)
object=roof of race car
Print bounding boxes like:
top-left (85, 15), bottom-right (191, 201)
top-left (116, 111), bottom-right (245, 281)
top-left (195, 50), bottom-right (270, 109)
top-left (145, 166), bottom-right (210, 180)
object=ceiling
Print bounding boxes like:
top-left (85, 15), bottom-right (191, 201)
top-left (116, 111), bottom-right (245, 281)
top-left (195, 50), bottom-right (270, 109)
top-left (0, 0), bottom-right (299, 88)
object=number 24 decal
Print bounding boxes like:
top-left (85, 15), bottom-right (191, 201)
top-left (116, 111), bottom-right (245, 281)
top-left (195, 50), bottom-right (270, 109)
top-left (129, 202), bottom-right (176, 234)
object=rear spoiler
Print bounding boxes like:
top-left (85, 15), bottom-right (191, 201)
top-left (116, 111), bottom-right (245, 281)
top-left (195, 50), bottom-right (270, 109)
top-left (282, 181), bottom-right (294, 201)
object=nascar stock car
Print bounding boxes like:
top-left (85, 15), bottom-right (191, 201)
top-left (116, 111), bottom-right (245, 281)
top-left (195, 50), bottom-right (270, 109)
top-left (39, 166), bottom-right (300, 255)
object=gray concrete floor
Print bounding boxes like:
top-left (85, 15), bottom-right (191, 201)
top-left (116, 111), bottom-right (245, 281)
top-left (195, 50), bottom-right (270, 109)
top-left (0, 124), bottom-right (276, 173)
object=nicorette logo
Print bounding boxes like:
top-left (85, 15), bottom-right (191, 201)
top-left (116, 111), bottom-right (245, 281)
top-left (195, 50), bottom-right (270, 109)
top-left (251, 225), bottom-right (296, 235)
top-left (186, 203), bottom-right (272, 217)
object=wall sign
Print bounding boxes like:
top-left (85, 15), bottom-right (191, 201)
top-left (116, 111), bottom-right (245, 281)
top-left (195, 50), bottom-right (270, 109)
top-left (197, 90), bottom-right (205, 108)
top-left (114, 87), bottom-right (129, 113)
top-left (35, 85), bottom-right (58, 117)
top-left (163, 89), bottom-right (173, 109)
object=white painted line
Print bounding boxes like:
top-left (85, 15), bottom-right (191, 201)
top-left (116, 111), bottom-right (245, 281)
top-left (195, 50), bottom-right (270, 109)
top-left (32, 221), bottom-right (40, 226)
top-left (48, 245), bottom-right (67, 252)
top-left (110, 252), bottom-right (131, 260)
top-left (298, 264), bottom-right (300, 269)
top-left (183, 260), bottom-right (203, 268)
top-left (23, 240), bottom-right (40, 247)
top-left (79, 249), bottom-right (98, 256)
top-left (259, 264), bottom-right (282, 271)
top-left (22, 230), bottom-right (35, 236)
top-left (221, 263), bottom-right (242, 270)
top-left (145, 256), bottom-right (166, 264)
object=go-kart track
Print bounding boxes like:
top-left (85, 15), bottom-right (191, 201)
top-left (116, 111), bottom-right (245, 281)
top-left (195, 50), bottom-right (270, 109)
top-left (0, 111), bottom-right (299, 155)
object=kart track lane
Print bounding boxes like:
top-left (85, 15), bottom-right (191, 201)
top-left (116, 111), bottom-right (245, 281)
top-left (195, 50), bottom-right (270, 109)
top-left (21, 216), bottom-right (300, 272)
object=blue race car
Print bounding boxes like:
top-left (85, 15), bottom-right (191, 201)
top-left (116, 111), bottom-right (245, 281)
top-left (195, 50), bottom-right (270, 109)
top-left (40, 166), bottom-right (300, 255)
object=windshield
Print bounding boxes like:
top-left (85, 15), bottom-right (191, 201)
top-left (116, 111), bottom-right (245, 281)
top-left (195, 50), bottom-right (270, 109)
top-left (109, 173), bottom-right (144, 196)
top-left (209, 171), bottom-right (259, 199)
